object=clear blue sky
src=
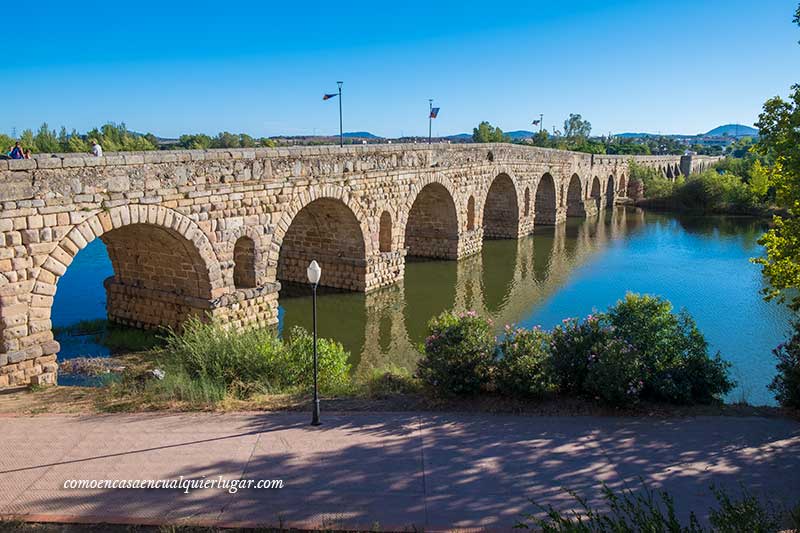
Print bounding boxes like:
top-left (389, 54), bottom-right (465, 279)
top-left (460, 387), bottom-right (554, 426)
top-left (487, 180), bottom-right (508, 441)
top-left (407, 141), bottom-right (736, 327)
top-left (3, 0), bottom-right (799, 138)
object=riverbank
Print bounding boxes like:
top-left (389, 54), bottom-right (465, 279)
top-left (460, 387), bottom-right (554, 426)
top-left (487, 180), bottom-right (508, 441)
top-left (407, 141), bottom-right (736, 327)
top-left (635, 198), bottom-right (785, 218)
top-left (1, 380), bottom-right (794, 421)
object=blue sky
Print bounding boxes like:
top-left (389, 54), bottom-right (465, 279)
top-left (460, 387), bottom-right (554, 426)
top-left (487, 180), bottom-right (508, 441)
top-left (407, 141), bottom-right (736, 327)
top-left (3, 0), bottom-right (799, 138)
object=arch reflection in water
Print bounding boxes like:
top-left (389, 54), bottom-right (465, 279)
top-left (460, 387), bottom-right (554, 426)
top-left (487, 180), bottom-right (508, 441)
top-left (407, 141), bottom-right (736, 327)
top-left (278, 208), bottom-right (638, 378)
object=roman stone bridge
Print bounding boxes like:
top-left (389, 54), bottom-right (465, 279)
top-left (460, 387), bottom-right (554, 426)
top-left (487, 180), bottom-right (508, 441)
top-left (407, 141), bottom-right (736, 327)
top-left (0, 143), bottom-right (720, 387)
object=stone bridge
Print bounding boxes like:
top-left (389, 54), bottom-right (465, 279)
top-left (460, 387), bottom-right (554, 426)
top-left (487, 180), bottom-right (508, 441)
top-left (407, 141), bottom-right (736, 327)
top-left (0, 143), bottom-right (720, 387)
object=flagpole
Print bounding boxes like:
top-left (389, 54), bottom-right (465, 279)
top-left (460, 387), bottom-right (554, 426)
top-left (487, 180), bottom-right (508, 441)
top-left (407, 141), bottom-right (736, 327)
top-left (539, 113), bottom-right (543, 133)
top-left (337, 81), bottom-right (343, 148)
top-left (428, 99), bottom-right (433, 145)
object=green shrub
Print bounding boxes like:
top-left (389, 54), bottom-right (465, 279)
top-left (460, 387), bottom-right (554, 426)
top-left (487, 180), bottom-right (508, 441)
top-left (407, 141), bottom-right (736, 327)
top-left (584, 336), bottom-right (644, 405)
top-left (629, 160), bottom-right (676, 198)
top-left (162, 317), bottom-right (284, 390)
top-left (517, 482), bottom-right (795, 532)
top-left (606, 294), bottom-right (733, 404)
top-left (548, 315), bottom-right (610, 394)
top-left (417, 310), bottom-right (496, 395)
top-left (495, 325), bottom-right (554, 398)
top-left (769, 321), bottom-right (800, 408)
top-left (281, 326), bottom-right (352, 393)
top-left (363, 366), bottom-right (421, 398)
top-left (158, 318), bottom-right (351, 399)
top-left (673, 170), bottom-right (753, 210)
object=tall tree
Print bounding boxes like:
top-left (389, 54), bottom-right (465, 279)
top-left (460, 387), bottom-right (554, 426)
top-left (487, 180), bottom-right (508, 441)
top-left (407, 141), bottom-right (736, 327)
top-left (753, 4), bottom-right (800, 309)
top-left (563, 113), bottom-right (592, 139)
top-left (472, 121), bottom-right (509, 143)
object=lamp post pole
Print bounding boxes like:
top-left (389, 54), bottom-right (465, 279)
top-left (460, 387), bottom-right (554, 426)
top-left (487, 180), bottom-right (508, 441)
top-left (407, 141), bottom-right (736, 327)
top-left (539, 113), bottom-right (543, 133)
top-left (337, 81), bottom-right (343, 148)
top-left (311, 282), bottom-right (320, 425)
top-left (307, 260), bottom-right (322, 426)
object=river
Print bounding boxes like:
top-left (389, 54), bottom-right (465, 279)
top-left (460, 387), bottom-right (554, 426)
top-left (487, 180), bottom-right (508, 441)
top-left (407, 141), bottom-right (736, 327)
top-left (52, 208), bottom-right (793, 405)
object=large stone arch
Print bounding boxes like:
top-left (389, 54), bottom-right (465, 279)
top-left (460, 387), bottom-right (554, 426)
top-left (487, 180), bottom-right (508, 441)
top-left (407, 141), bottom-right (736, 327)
top-left (482, 173), bottom-right (520, 239)
top-left (605, 175), bottom-right (615, 208)
top-left (32, 205), bottom-right (224, 338)
top-left (534, 173), bottom-right (558, 226)
top-left (618, 174), bottom-right (627, 198)
top-left (402, 181), bottom-right (461, 260)
top-left (274, 193), bottom-right (370, 292)
top-left (566, 174), bottom-right (585, 217)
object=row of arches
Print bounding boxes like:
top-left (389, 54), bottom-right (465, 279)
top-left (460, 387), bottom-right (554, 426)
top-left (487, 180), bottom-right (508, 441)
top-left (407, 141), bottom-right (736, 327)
top-left (33, 168), bottom-right (635, 344)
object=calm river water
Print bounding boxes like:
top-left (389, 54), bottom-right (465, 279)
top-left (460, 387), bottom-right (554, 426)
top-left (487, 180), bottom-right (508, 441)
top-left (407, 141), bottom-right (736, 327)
top-left (52, 208), bottom-right (793, 405)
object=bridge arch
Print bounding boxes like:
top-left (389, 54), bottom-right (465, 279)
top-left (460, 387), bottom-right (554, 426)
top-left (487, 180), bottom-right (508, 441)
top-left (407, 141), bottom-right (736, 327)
top-left (590, 176), bottom-right (602, 210)
top-left (618, 174), bottom-right (627, 197)
top-left (402, 180), bottom-right (461, 259)
top-left (274, 191), bottom-right (370, 292)
top-left (605, 175), bottom-right (615, 208)
top-left (534, 173), bottom-right (557, 226)
top-left (566, 174), bottom-right (584, 217)
top-left (482, 173), bottom-right (519, 239)
top-left (33, 205), bottom-right (224, 336)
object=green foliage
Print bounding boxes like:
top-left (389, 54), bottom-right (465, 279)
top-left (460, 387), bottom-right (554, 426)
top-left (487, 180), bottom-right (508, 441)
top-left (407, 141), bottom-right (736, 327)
top-left (584, 336), bottom-right (643, 405)
top-left (495, 325), bottom-right (554, 398)
top-left (563, 113), bottom-right (592, 139)
top-left (6, 122), bottom-right (158, 154)
top-left (363, 366), bottom-right (421, 398)
top-left (86, 123), bottom-right (157, 152)
top-left (606, 138), bottom-right (652, 155)
top-left (754, 82), bottom-right (800, 309)
top-left (606, 294), bottom-right (733, 404)
top-left (158, 317), bottom-right (350, 399)
top-left (472, 121), bottom-right (510, 143)
top-left (417, 310), bottom-right (496, 395)
top-left (282, 326), bottom-right (352, 392)
top-left (517, 482), bottom-right (794, 533)
top-left (177, 132), bottom-right (277, 150)
top-left (628, 161), bottom-right (676, 198)
top-left (548, 316), bottom-right (609, 394)
top-left (769, 321), bottom-right (800, 408)
top-left (672, 170), bottom-right (754, 211)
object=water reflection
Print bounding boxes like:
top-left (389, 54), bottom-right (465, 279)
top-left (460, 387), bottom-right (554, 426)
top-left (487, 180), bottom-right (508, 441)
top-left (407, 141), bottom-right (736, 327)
top-left (53, 207), bottom-right (793, 405)
top-left (279, 208), bottom-right (649, 379)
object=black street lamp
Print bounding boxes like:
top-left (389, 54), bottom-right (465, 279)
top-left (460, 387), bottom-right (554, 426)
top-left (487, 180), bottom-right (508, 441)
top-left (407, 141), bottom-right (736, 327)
top-left (307, 260), bottom-right (322, 426)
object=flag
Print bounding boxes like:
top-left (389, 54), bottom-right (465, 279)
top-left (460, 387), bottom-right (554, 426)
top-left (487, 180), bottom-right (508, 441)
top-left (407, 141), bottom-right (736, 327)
top-left (430, 107), bottom-right (440, 119)
top-left (323, 93), bottom-right (338, 100)
top-left (532, 120), bottom-right (541, 126)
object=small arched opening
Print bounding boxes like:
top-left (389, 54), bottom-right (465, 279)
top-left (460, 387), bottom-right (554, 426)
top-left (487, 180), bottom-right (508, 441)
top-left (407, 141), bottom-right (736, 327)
top-left (379, 211), bottom-right (392, 253)
top-left (233, 236), bottom-right (257, 289)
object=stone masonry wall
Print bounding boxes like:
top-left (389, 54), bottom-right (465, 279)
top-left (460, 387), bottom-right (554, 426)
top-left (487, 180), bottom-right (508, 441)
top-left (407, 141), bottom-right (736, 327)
top-left (0, 143), bottom-right (710, 387)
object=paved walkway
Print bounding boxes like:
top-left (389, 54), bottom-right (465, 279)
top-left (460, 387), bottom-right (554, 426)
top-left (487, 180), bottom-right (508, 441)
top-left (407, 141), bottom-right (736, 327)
top-left (0, 412), bottom-right (798, 531)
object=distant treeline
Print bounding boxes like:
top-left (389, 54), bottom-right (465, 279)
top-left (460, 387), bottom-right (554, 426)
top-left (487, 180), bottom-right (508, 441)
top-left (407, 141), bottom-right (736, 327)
top-left (2, 123), bottom-right (283, 154)
top-left (473, 116), bottom-right (725, 156)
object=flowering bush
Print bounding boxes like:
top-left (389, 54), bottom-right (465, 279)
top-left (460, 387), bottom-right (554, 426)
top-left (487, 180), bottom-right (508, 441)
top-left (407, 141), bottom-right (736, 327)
top-left (548, 315), bottom-right (609, 394)
top-left (584, 336), bottom-right (644, 405)
top-left (496, 325), bottom-right (554, 398)
top-left (417, 310), bottom-right (496, 395)
top-left (769, 321), bottom-right (800, 408)
top-left (606, 293), bottom-right (733, 404)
